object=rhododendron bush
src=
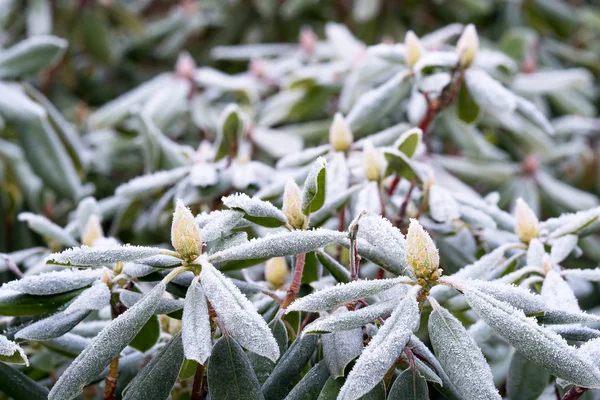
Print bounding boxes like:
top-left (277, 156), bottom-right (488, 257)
top-left (1, 1), bottom-right (600, 399)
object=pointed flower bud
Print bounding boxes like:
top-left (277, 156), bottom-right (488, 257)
top-left (362, 141), bottom-right (383, 182)
top-left (404, 30), bottom-right (424, 69)
top-left (283, 179), bottom-right (307, 230)
top-left (265, 257), bottom-right (289, 288)
top-left (456, 24), bottom-right (478, 68)
top-left (406, 219), bottom-right (440, 281)
top-left (175, 51), bottom-right (196, 80)
top-left (514, 198), bottom-right (539, 243)
top-left (81, 215), bottom-right (103, 247)
top-left (171, 199), bottom-right (203, 262)
top-left (329, 113), bottom-right (353, 152)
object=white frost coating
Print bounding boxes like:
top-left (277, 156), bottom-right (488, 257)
top-left (550, 235), bottom-right (578, 264)
top-left (526, 238), bottom-right (545, 267)
top-left (64, 282), bottom-right (111, 314)
top-left (546, 207), bottom-right (600, 238)
top-left (465, 69), bottom-right (516, 114)
top-left (18, 212), bottom-right (78, 247)
top-left (0, 334), bottom-right (28, 366)
top-left (541, 269), bottom-right (580, 313)
top-left (47, 245), bottom-right (164, 266)
top-left (287, 277), bottom-right (411, 312)
top-left (337, 287), bottom-right (420, 400)
top-left (115, 167), bottom-right (190, 198)
top-left (463, 287), bottom-right (600, 388)
top-left (1, 268), bottom-right (105, 295)
top-left (429, 185), bottom-right (460, 223)
top-left (303, 300), bottom-right (397, 334)
top-left (276, 144), bottom-right (329, 169)
top-left (197, 209), bottom-right (245, 243)
top-left (301, 156), bottom-right (327, 214)
top-left (454, 245), bottom-right (506, 280)
top-left (15, 309), bottom-right (89, 341)
top-left (562, 268), bottom-right (600, 282)
top-left (199, 259), bottom-right (279, 362)
top-left (208, 229), bottom-right (346, 264)
top-left (577, 338), bottom-right (600, 369)
top-left (428, 297), bottom-right (500, 400)
top-left (515, 96), bottom-right (554, 135)
top-left (123, 263), bottom-right (159, 278)
top-left (182, 277), bottom-right (212, 364)
top-left (322, 309), bottom-right (363, 378)
top-left (134, 254), bottom-right (182, 268)
top-left (48, 283), bottom-right (166, 400)
top-left (120, 290), bottom-right (183, 315)
top-left (222, 193), bottom-right (287, 225)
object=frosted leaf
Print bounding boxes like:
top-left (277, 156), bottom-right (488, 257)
top-left (526, 238), bottom-right (545, 267)
top-left (562, 268), bottom-right (600, 282)
top-left (507, 351), bottom-right (551, 400)
top-left (428, 296), bottom-right (500, 400)
top-left (47, 245), bottom-right (165, 267)
top-left (337, 287), bottom-right (420, 400)
top-left (388, 368), bottom-right (429, 400)
top-left (429, 185), bottom-right (460, 223)
top-left (197, 209), bottom-right (245, 243)
top-left (64, 282), bottom-right (111, 314)
top-left (15, 309), bottom-right (90, 341)
top-left (276, 144), bottom-right (330, 169)
top-left (0, 334), bottom-right (28, 366)
top-left (208, 229), bottom-right (345, 265)
top-left (123, 263), bottom-right (159, 278)
top-left (115, 167), bottom-right (190, 198)
top-left (541, 269), bottom-right (580, 313)
top-left (550, 235), bottom-right (578, 264)
top-left (48, 282), bottom-right (165, 400)
top-left (453, 246), bottom-right (506, 280)
top-left (199, 259), bottom-right (279, 362)
top-left (353, 182), bottom-right (381, 216)
top-left (43, 333), bottom-right (90, 358)
top-left (122, 332), bottom-right (185, 400)
top-left (75, 197), bottom-right (101, 236)
top-left (322, 308), bottom-right (364, 378)
top-left (542, 207), bottom-right (600, 237)
top-left (465, 69), bottom-right (516, 115)
top-left (1, 268), bottom-right (105, 295)
top-left (223, 193), bottom-right (287, 228)
top-left (515, 96), bottom-right (554, 135)
top-left (134, 254), bottom-right (182, 268)
top-left (18, 212), bottom-right (78, 247)
top-left (120, 290), bottom-right (183, 315)
top-left (303, 300), bottom-right (396, 334)
top-left (309, 185), bottom-right (363, 228)
top-left (549, 325), bottom-right (600, 342)
top-left (182, 277), bottom-right (213, 365)
top-left (301, 157), bottom-right (327, 215)
top-left (462, 286), bottom-right (600, 388)
top-left (287, 277), bottom-right (410, 312)
top-left (577, 338), bottom-right (600, 369)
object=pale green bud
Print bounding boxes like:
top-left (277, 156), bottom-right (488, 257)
top-left (456, 24), bottom-right (478, 68)
top-left (404, 30), bottom-right (424, 68)
top-left (362, 141), bottom-right (383, 182)
top-left (171, 199), bottom-right (203, 262)
top-left (265, 257), bottom-right (289, 287)
top-left (514, 198), bottom-right (539, 243)
top-left (81, 215), bottom-right (103, 247)
top-left (329, 113), bottom-right (353, 152)
top-left (282, 179), bottom-right (307, 230)
top-left (406, 219), bottom-right (440, 281)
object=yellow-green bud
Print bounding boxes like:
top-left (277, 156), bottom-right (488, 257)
top-left (406, 219), bottom-right (440, 281)
top-left (171, 199), bottom-right (203, 262)
top-left (456, 24), bottom-right (478, 68)
top-left (514, 198), bottom-right (539, 243)
top-left (362, 141), bottom-right (383, 182)
top-left (329, 113), bottom-right (353, 152)
top-left (81, 215), bottom-right (104, 247)
top-left (265, 257), bottom-right (289, 287)
top-left (404, 30), bottom-right (424, 69)
top-left (282, 179), bottom-right (308, 230)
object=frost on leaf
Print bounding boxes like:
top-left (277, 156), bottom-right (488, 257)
top-left (0, 334), bottom-right (29, 366)
top-left (541, 269), bottom-right (580, 313)
top-left (301, 156), bottom-right (327, 215)
top-left (303, 300), bottom-right (397, 334)
top-left (47, 245), bottom-right (165, 267)
top-left (550, 234), bottom-right (578, 264)
top-left (182, 277), bottom-right (212, 364)
top-left (18, 212), bottom-right (78, 247)
top-left (120, 290), bottom-right (183, 315)
top-left (197, 209), bottom-right (245, 243)
top-left (223, 193), bottom-right (287, 228)
top-left (115, 167), bottom-right (190, 198)
top-left (322, 314), bottom-right (363, 378)
top-left (15, 309), bottom-right (90, 341)
top-left (199, 259), bottom-right (279, 362)
top-left (1, 268), bottom-right (105, 295)
top-left (64, 282), bottom-right (111, 314)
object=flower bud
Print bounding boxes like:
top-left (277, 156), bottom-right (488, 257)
top-left (456, 24), bottom-right (478, 68)
top-left (362, 141), bottom-right (383, 182)
top-left (514, 198), bottom-right (539, 243)
top-left (300, 27), bottom-right (318, 55)
top-left (175, 51), bottom-right (196, 80)
top-left (282, 179), bottom-right (307, 230)
top-left (171, 199), bottom-right (203, 262)
top-left (329, 113), bottom-right (353, 152)
top-left (81, 215), bottom-right (103, 247)
top-left (406, 219), bottom-right (440, 281)
top-left (265, 257), bottom-right (289, 287)
top-left (404, 30), bottom-right (424, 68)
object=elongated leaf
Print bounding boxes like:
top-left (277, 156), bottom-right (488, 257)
top-left (316, 250), bottom-right (351, 283)
top-left (0, 334), bottom-right (28, 365)
top-left (388, 368), bottom-right (429, 400)
top-left (0, 35), bottom-right (66, 78)
top-left (48, 283), bottom-right (166, 400)
top-left (182, 277), bottom-right (212, 364)
top-left (550, 235), bottom-right (578, 264)
top-left (123, 331), bottom-right (185, 400)
top-left (47, 245), bottom-right (165, 267)
top-left (428, 296), bottom-right (500, 400)
top-left (338, 287), bottom-right (420, 400)
top-left (541, 269), bottom-right (579, 312)
top-left (302, 157), bottom-right (327, 215)
top-left (42, 333), bottom-right (90, 358)
top-left (322, 312), bottom-right (363, 378)
top-left (465, 69), bottom-right (516, 115)
top-left (457, 83), bottom-right (480, 124)
top-left (249, 319), bottom-right (289, 385)
top-left (214, 104), bottom-right (244, 161)
top-left (287, 277), bottom-right (409, 312)
top-left (16, 309), bottom-right (89, 341)
top-left (1, 268), bottom-right (103, 295)
top-left (223, 193), bottom-right (287, 228)
top-left (550, 325), bottom-right (600, 341)
top-left (0, 288), bottom-right (84, 316)
top-left (18, 212), bottom-right (78, 247)
top-left (200, 259), bottom-right (279, 362)
top-left (198, 209), bottom-right (245, 243)
top-left (262, 335), bottom-right (318, 400)
top-left (0, 363), bottom-right (48, 400)
top-left (304, 300), bottom-right (396, 334)
top-left (120, 290), bottom-right (183, 315)
top-left (286, 361), bottom-right (331, 400)
top-left (429, 185), bottom-right (460, 223)
top-left (115, 167), bottom-right (190, 199)
top-left (383, 149), bottom-right (421, 182)
top-left (462, 286), bottom-right (600, 388)
top-left (507, 351), bottom-right (550, 400)
top-left (129, 315), bottom-right (160, 353)
top-left (562, 268), bottom-right (600, 282)
top-left (64, 283), bottom-right (110, 314)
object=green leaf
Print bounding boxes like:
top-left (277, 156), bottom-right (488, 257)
top-left (318, 377), bottom-right (344, 400)
top-left (208, 336), bottom-right (265, 400)
top-left (457, 84), bottom-right (480, 124)
top-left (302, 251), bottom-right (321, 284)
top-left (388, 368), bottom-right (429, 400)
top-left (15, 309), bottom-right (90, 341)
top-left (223, 193), bottom-right (287, 228)
top-left (129, 314), bottom-right (160, 353)
top-left (286, 361), bottom-right (331, 400)
top-left (19, 212), bottom-right (78, 247)
top-left (507, 351), bottom-right (551, 400)
top-left (47, 245), bottom-right (165, 267)
top-left (80, 10), bottom-right (113, 64)
top-left (249, 319), bottom-right (289, 385)
top-left (383, 149), bottom-right (422, 183)
top-left (0, 35), bottom-right (67, 79)
top-left (322, 313), bottom-right (363, 378)
top-left (0, 288), bottom-right (85, 316)
top-left (0, 335), bottom-right (28, 365)
top-left (179, 359), bottom-right (197, 380)
top-left (316, 250), bottom-right (350, 283)
top-left (394, 127), bottom-right (422, 158)
top-left (215, 104), bottom-right (244, 161)
top-left (302, 157), bottom-right (327, 215)
top-left (123, 331), bottom-right (185, 400)
top-left (0, 81), bottom-right (46, 122)
top-left (0, 363), bottom-right (48, 400)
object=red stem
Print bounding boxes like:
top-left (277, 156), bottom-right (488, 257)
top-left (281, 253), bottom-right (306, 309)
top-left (562, 387), bottom-right (587, 400)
